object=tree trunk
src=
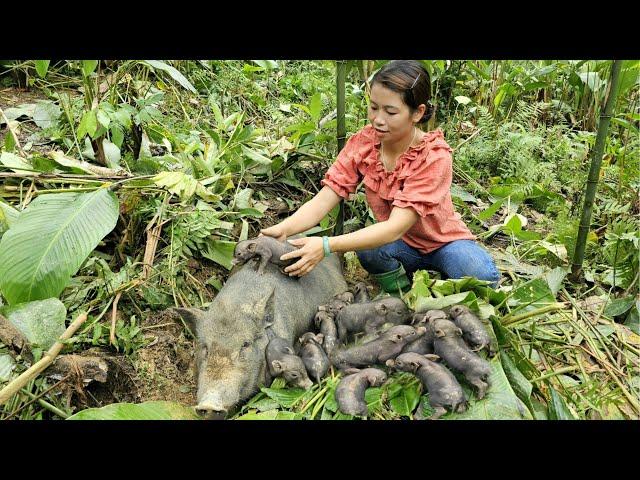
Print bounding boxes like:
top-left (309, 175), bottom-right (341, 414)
top-left (570, 60), bottom-right (623, 282)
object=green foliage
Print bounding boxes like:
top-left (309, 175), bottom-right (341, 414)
top-left (0, 189), bottom-right (119, 305)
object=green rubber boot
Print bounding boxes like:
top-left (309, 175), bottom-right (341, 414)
top-left (371, 264), bottom-right (412, 299)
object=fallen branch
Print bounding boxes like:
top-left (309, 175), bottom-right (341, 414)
top-left (501, 303), bottom-right (567, 327)
top-left (110, 292), bottom-right (122, 346)
top-left (0, 312), bottom-right (88, 407)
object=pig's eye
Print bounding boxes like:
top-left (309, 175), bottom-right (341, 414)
top-left (290, 372), bottom-right (298, 378)
top-left (242, 341), bottom-right (251, 349)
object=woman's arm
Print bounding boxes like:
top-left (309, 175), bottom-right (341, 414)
top-left (328, 207), bottom-right (419, 253)
top-left (281, 206), bottom-right (419, 277)
top-left (260, 186), bottom-right (342, 241)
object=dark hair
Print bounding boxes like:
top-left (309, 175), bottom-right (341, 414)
top-left (371, 60), bottom-right (433, 123)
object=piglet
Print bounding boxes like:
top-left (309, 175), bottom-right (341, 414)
top-left (335, 297), bottom-right (411, 343)
top-left (431, 319), bottom-right (492, 399)
top-left (232, 236), bottom-right (299, 275)
top-left (314, 310), bottom-right (339, 355)
top-left (448, 305), bottom-right (496, 356)
top-left (335, 368), bottom-right (387, 417)
top-left (298, 332), bottom-right (330, 384)
top-left (266, 337), bottom-right (313, 389)
top-left (387, 352), bottom-right (467, 420)
top-left (330, 325), bottom-right (426, 371)
top-left (351, 282), bottom-right (371, 303)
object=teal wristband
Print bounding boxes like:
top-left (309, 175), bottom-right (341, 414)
top-left (322, 236), bottom-right (331, 257)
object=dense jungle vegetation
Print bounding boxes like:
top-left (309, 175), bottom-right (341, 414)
top-left (0, 60), bottom-right (638, 420)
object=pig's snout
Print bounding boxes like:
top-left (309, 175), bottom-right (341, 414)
top-left (195, 389), bottom-right (238, 419)
top-left (385, 359), bottom-right (396, 368)
top-left (196, 404), bottom-right (228, 420)
top-left (415, 326), bottom-right (427, 336)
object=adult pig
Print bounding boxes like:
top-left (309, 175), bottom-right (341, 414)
top-left (173, 253), bottom-right (347, 418)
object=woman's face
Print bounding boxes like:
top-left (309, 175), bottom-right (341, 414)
top-left (368, 83), bottom-right (424, 144)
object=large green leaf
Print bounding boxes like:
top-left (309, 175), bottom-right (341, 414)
top-left (548, 387), bottom-right (578, 420)
top-left (202, 240), bottom-right (236, 271)
top-left (388, 377), bottom-right (422, 417)
top-left (67, 401), bottom-right (200, 420)
top-left (34, 60), bottom-right (50, 78)
top-left (0, 298), bottom-right (66, 350)
top-left (0, 200), bottom-right (20, 231)
top-left (415, 291), bottom-right (475, 312)
top-left (144, 60), bottom-right (197, 94)
top-left (0, 152), bottom-right (33, 174)
top-left (500, 351), bottom-right (536, 418)
top-left (438, 353), bottom-right (533, 420)
top-left (260, 386), bottom-right (307, 408)
top-left (0, 189), bottom-right (119, 305)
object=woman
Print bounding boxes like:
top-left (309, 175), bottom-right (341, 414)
top-left (260, 60), bottom-right (500, 295)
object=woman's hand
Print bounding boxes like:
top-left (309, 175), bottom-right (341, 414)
top-left (280, 237), bottom-right (326, 277)
top-left (259, 224), bottom-right (288, 242)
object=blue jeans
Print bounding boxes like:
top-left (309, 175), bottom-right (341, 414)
top-left (356, 239), bottom-right (500, 288)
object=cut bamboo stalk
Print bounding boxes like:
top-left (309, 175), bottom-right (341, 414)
top-left (0, 312), bottom-right (87, 407)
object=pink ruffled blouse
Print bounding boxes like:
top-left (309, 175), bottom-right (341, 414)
top-left (321, 124), bottom-right (475, 254)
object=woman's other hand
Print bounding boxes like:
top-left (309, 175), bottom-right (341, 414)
top-left (280, 237), bottom-right (325, 277)
top-left (259, 224), bottom-right (288, 242)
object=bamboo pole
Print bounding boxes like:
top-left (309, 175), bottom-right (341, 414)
top-left (571, 60), bottom-right (623, 281)
top-left (0, 312), bottom-right (87, 407)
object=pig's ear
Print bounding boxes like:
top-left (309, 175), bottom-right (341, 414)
top-left (248, 241), bottom-right (257, 251)
top-left (424, 354), bottom-right (440, 362)
top-left (343, 368), bottom-right (361, 375)
top-left (456, 328), bottom-right (463, 337)
top-left (374, 303), bottom-right (388, 314)
top-left (315, 333), bottom-right (325, 345)
top-left (409, 360), bottom-right (421, 371)
top-left (272, 360), bottom-right (283, 373)
top-left (171, 308), bottom-right (205, 337)
top-left (435, 329), bottom-right (446, 338)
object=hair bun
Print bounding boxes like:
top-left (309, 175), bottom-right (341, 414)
top-left (419, 103), bottom-right (434, 124)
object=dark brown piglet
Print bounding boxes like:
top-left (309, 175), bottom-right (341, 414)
top-left (266, 337), bottom-right (313, 389)
top-left (298, 332), bottom-right (330, 384)
top-left (314, 310), bottom-right (339, 355)
top-left (335, 297), bottom-right (411, 343)
top-left (449, 305), bottom-right (496, 356)
top-left (318, 298), bottom-right (349, 317)
top-left (402, 312), bottom-right (436, 355)
top-left (335, 368), bottom-right (387, 417)
top-left (351, 282), bottom-right (371, 303)
top-left (333, 291), bottom-right (355, 304)
top-left (232, 236), bottom-right (299, 275)
top-left (431, 319), bottom-right (492, 399)
top-left (330, 325), bottom-right (426, 371)
top-left (386, 352), bottom-right (467, 420)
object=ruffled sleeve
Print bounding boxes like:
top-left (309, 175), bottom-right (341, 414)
top-left (392, 141), bottom-right (453, 218)
top-left (320, 132), bottom-right (365, 199)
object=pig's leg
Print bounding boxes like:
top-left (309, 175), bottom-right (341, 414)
top-left (337, 322), bottom-right (348, 343)
top-left (256, 253), bottom-right (271, 275)
top-left (413, 400), bottom-right (428, 420)
top-left (468, 376), bottom-right (489, 399)
top-left (428, 405), bottom-right (448, 420)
